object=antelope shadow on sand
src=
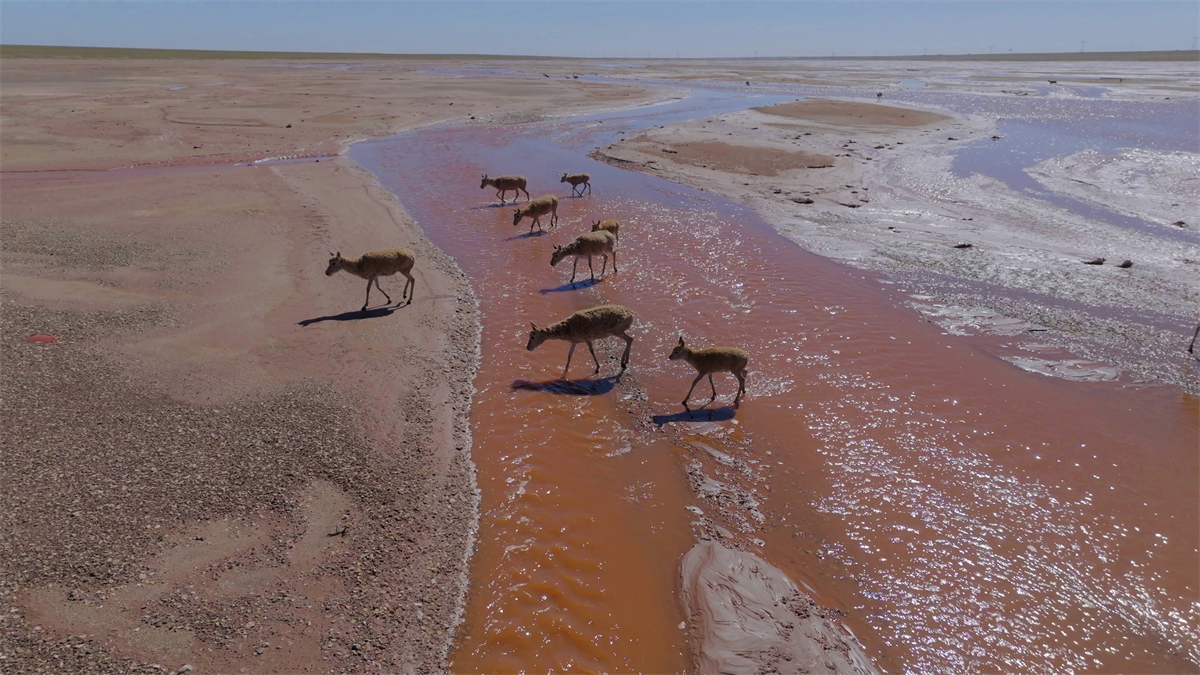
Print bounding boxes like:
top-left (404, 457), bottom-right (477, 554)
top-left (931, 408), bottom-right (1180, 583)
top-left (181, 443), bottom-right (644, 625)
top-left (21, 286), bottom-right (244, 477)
top-left (511, 373), bottom-right (621, 396)
top-left (298, 304), bottom-right (402, 326)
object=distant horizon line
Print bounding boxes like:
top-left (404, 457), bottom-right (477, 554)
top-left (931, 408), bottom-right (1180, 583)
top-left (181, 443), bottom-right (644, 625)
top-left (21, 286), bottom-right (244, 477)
top-left (3, 44), bottom-right (1199, 62)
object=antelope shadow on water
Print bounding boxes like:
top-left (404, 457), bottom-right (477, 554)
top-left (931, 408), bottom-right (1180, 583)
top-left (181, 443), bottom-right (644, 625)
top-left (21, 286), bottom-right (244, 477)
top-left (503, 230), bottom-right (548, 241)
top-left (511, 373), bottom-right (621, 396)
top-left (652, 405), bottom-right (737, 426)
top-left (539, 278), bottom-right (601, 294)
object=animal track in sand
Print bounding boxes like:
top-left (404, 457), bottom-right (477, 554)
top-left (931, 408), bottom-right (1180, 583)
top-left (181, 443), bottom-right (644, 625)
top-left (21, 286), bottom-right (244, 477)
top-left (22, 481), bottom-right (352, 672)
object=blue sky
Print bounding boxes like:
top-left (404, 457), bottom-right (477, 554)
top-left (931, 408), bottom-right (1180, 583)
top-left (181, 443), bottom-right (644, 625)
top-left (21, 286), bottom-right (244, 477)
top-left (2, 1), bottom-right (1197, 58)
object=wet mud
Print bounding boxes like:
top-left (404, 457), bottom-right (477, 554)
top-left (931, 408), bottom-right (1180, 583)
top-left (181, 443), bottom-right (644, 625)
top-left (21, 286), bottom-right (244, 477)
top-left (351, 90), bottom-right (1199, 673)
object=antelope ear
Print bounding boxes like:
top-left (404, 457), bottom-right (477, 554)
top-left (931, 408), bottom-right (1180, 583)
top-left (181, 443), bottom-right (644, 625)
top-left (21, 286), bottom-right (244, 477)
top-left (530, 322), bottom-right (539, 330)
top-left (336, 251), bottom-right (341, 257)
top-left (328, 250), bottom-right (334, 257)
top-left (677, 335), bottom-right (685, 346)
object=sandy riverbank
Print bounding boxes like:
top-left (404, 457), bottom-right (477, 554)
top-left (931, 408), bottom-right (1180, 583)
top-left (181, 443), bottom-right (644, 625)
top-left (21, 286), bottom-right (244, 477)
top-left (0, 57), bottom-right (658, 673)
top-left (592, 87), bottom-right (1200, 393)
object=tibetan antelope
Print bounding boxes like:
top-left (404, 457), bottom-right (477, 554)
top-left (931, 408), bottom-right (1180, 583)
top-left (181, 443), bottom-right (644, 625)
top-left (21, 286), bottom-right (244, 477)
top-left (551, 231), bottom-right (617, 284)
top-left (480, 174), bottom-right (530, 204)
top-left (668, 336), bottom-right (749, 406)
top-left (513, 195), bottom-right (559, 233)
top-left (560, 172), bottom-right (592, 197)
top-left (325, 248), bottom-right (416, 311)
top-left (527, 304), bottom-right (635, 375)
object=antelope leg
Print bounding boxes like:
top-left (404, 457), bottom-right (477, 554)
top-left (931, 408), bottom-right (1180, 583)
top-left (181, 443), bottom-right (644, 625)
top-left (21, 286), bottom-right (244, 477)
top-left (586, 340), bottom-right (601, 374)
top-left (375, 277), bottom-right (392, 305)
top-left (683, 372), bottom-right (705, 405)
top-left (564, 342), bottom-right (577, 375)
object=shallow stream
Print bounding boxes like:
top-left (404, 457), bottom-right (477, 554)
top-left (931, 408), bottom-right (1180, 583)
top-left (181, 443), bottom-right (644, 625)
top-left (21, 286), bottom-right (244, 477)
top-left (350, 84), bottom-right (1198, 673)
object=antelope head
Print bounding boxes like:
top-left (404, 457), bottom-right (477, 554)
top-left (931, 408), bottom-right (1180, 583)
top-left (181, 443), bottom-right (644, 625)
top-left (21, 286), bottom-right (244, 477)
top-left (479, 174), bottom-right (489, 189)
top-left (668, 336), bottom-right (689, 361)
top-left (325, 251), bottom-right (344, 276)
top-left (527, 322), bottom-right (548, 351)
top-left (549, 244), bottom-right (568, 267)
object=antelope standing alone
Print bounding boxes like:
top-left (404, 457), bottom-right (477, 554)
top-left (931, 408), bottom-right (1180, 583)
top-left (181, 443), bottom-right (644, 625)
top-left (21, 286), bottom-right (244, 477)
top-left (668, 336), bottom-right (749, 406)
top-left (325, 248), bottom-right (416, 311)
top-left (513, 195), bottom-right (559, 233)
top-left (591, 219), bottom-right (620, 245)
top-left (551, 231), bottom-right (617, 284)
top-left (560, 172), bottom-right (592, 197)
top-left (527, 304), bottom-right (635, 375)
top-left (480, 174), bottom-right (530, 205)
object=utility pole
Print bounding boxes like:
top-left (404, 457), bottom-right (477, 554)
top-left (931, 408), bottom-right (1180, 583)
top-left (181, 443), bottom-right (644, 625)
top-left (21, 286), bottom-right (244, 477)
top-left (989, 45), bottom-right (993, 55)
top-left (1080, 40), bottom-right (1086, 53)
top-left (1193, 36), bottom-right (1198, 50)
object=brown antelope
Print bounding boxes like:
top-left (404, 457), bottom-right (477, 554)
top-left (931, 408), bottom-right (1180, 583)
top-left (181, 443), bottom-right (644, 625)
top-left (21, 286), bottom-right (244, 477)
top-left (591, 219), bottom-right (620, 245)
top-left (480, 174), bottom-right (530, 204)
top-left (513, 195), bottom-right (559, 233)
top-left (551, 231), bottom-right (616, 284)
top-left (527, 305), bottom-right (635, 375)
top-left (560, 172), bottom-right (592, 197)
top-left (325, 248), bottom-right (416, 311)
top-left (668, 336), bottom-right (749, 406)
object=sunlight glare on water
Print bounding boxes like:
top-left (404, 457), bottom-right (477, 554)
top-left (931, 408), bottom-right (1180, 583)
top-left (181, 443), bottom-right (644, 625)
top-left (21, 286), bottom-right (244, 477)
top-left (351, 84), bottom-right (1199, 674)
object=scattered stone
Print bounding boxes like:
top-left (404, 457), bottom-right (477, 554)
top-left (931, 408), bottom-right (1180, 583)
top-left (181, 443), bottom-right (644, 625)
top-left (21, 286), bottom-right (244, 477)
top-left (790, 197), bottom-right (814, 205)
top-left (1083, 257), bottom-right (1106, 265)
top-left (1173, 220), bottom-right (1186, 227)
top-left (953, 243), bottom-right (973, 249)
top-left (1117, 260), bottom-right (1133, 268)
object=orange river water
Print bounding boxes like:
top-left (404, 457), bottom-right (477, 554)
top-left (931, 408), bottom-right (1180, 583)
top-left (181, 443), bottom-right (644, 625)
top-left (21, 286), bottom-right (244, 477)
top-left (350, 88), bottom-right (1199, 674)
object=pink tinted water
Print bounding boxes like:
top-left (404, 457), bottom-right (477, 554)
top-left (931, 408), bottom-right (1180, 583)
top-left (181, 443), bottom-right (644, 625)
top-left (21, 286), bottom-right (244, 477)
top-left (353, 107), bottom-right (1199, 674)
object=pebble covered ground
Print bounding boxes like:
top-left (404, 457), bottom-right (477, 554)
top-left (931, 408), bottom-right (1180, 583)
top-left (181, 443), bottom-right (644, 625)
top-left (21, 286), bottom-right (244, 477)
top-left (0, 289), bottom-right (479, 673)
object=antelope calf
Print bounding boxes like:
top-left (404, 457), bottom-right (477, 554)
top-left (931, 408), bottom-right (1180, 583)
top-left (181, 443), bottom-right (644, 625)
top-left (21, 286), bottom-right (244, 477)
top-left (480, 174), bottom-right (530, 204)
top-left (591, 219), bottom-right (620, 245)
top-left (527, 304), bottom-right (635, 375)
top-left (513, 195), bottom-right (559, 233)
top-left (325, 248), bottom-right (416, 311)
top-left (668, 336), bottom-right (749, 406)
top-left (560, 172), bottom-right (592, 197)
top-left (551, 231), bottom-right (616, 284)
